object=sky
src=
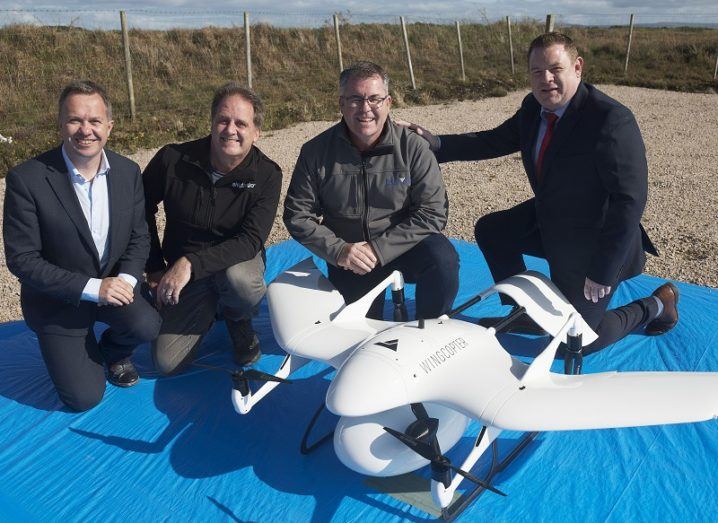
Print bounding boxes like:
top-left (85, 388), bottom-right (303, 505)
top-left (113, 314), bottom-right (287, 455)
top-left (1, 0), bottom-right (717, 29)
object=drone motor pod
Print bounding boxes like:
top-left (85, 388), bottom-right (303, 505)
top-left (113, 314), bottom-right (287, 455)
top-left (563, 317), bottom-right (584, 375)
top-left (391, 271), bottom-right (408, 322)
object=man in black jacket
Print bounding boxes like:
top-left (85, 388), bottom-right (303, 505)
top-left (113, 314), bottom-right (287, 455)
top-left (143, 83), bottom-right (282, 374)
top-left (399, 33), bottom-right (679, 353)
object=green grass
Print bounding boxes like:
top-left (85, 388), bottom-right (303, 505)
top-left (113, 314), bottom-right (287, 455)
top-left (1, 21), bottom-right (716, 171)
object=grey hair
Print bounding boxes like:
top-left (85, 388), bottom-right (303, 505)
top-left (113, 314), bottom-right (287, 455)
top-left (339, 61), bottom-right (389, 95)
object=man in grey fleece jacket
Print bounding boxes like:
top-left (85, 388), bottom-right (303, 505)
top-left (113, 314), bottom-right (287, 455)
top-left (284, 61), bottom-right (459, 320)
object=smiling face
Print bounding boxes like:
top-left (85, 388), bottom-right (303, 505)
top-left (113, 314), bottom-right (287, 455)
top-left (59, 93), bottom-right (113, 167)
top-left (529, 44), bottom-right (583, 111)
top-left (339, 74), bottom-right (391, 151)
top-left (210, 94), bottom-right (260, 172)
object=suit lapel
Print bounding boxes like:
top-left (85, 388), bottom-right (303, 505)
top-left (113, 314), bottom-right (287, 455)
top-left (44, 147), bottom-right (99, 264)
top-left (523, 110), bottom-right (542, 185)
top-left (106, 154), bottom-right (122, 268)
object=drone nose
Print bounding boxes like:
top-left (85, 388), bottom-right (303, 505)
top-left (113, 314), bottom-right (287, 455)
top-left (326, 352), bottom-right (408, 417)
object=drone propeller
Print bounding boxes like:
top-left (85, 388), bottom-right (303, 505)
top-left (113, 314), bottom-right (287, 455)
top-left (383, 425), bottom-right (506, 497)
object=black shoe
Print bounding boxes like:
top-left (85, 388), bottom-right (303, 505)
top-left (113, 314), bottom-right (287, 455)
top-left (228, 319), bottom-right (261, 366)
top-left (645, 282), bottom-right (680, 336)
top-left (106, 358), bottom-right (139, 388)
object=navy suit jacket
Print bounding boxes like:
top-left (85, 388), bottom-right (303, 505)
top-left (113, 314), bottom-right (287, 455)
top-left (438, 82), bottom-right (656, 287)
top-left (3, 146), bottom-right (150, 335)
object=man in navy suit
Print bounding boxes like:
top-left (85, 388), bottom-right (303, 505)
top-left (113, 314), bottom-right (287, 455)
top-left (3, 81), bottom-right (161, 411)
top-left (399, 33), bottom-right (679, 353)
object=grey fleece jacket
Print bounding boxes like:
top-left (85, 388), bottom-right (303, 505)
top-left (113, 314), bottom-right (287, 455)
top-left (283, 119), bottom-right (448, 267)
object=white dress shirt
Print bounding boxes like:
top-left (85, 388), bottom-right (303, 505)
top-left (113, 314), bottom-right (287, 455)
top-left (61, 147), bottom-right (137, 302)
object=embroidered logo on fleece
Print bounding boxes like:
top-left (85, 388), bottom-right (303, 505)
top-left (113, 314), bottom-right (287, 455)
top-left (385, 175), bottom-right (411, 186)
top-left (232, 182), bottom-right (256, 189)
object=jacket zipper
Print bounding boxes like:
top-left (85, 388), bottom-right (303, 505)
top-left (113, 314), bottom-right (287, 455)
top-left (207, 184), bottom-right (216, 229)
top-left (361, 158), bottom-right (371, 242)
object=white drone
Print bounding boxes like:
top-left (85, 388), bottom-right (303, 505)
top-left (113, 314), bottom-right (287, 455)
top-left (222, 258), bottom-right (718, 520)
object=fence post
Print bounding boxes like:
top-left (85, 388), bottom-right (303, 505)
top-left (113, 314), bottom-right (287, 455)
top-left (545, 14), bottom-right (555, 33)
top-left (455, 21), bottom-right (466, 82)
top-left (624, 13), bottom-right (635, 74)
top-left (244, 12), bottom-right (252, 89)
top-left (714, 54), bottom-right (718, 80)
top-left (334, 14), bottom-right (344, 73)
top-left (506, 16), bottom-right (515, 75)
top-left (119, 10), bottom-right (136, 122)
top-left (400, 16), bottom-right (416, 90)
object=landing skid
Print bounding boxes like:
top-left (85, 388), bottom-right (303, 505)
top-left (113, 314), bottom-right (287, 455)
top-left (300, 402), bottom-right (335, 454)
top-left (439, 431), bottom-right (538, 522)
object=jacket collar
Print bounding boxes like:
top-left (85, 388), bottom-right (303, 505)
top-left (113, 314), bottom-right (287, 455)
top-left (338, 118), bottom-right (394, 158)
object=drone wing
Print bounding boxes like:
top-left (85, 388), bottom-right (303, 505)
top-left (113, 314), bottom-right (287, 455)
top-left (488, 371), bottom-right (718, 431)
top-left (267, 258), bottom-right (398, 368)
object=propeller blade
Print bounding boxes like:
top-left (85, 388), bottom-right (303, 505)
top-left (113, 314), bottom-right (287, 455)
top-left (383, 426), bottom-right (437, 462)
top-left (441, 460), bottom-right (507, 497)
top-left (411, 402), bottom-right (430, 420)
top-left (238, 369), bottom-right (293, 384)
top-left (192, 362), bottom-right (234, 375)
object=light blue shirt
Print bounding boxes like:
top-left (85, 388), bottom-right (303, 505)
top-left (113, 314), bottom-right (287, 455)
top-left (533, 103), bottom-right (569, 163)
top-left (61, 147), bottom-right (137, 302)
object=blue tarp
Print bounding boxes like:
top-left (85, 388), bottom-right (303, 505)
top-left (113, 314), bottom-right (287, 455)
top-left (0, 239), bottom-right (716, 522)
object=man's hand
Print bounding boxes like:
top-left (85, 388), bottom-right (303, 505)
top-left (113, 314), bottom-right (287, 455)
top-left (157, 257), bottom-right (192, 306)
top-left (99, 277), bottom-right (135, 306)
top-left (394, 119), bottom-right (441, 152)
top-left (584, 277), bottom-right (611, 303)
top-left (337, 242), bottom-right (378, 275)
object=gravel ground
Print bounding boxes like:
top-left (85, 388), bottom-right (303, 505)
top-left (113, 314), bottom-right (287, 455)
top-left (0, 85), bottom-right (716, 323)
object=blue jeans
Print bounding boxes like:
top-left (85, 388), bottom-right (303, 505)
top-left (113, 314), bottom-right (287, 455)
top-left (327, 234), bottom-right (459, 320)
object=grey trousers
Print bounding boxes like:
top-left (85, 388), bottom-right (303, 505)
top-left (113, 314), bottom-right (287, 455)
top-left (152, 252), bottom-right (266, 375)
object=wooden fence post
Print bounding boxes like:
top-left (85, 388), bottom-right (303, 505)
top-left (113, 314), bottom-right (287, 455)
top-left (334, 14), bottom-right (344, 73)
top-left (506, 16), bottom-right (515, 75)
top-left (119, 11), bottom-right (136, 122)
top-left (545, 14), bottom-right (555, 33)
top-left (714, 54), bottom-right (718, 80)
top-left (400, 16), bottom-right (416, 90)
top-left (455, 21), bottom-right (466, 82)
top-left (244, 12), bottom-right (252, 89)
top-left (624, 13), bottom-right (635, 74)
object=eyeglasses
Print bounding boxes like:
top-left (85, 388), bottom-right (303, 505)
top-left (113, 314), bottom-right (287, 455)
top-left (341, 95), bottom-right (389, 108)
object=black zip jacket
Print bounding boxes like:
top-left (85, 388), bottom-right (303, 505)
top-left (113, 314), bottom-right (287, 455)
top-left (143, 136), bottom-right (282, 280)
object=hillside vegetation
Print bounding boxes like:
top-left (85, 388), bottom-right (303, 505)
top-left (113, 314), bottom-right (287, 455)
top-left (1, 21), bottom-right (716, 170)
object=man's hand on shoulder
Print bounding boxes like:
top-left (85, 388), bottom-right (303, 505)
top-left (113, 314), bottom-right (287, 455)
top-left (394, 119), bottom-right (441, 152)
top-left (157, 257), bottom-right (192, 307)
top-left (338, 242), bottom-right (378, 275)
top-left (99, 277), bottom-right (135, 306)
top-left (584, 277), bottom-right (611, 303)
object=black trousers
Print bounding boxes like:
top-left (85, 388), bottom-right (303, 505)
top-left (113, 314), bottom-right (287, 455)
top-left (36, 286), bottom-right (161, 412)
top-left (474, 200), bottom-right (658, 354)
top-left (327, 233), bottom-right (460, 320)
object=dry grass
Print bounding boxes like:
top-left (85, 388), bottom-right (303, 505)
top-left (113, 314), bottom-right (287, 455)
top-left (1, 21), bottom-right (716, 171)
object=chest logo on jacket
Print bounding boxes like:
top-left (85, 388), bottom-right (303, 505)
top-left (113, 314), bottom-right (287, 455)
top-left (232, 181), bottom-right (256, 190)
top-left (385, 175), bottom-right (410, 186)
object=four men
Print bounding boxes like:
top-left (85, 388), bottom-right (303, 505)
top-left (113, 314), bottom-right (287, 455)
top-left (2, 34), bottom-right (683, 410)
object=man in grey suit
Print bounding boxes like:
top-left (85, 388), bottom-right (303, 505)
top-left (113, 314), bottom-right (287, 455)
top-left (3, 81), bottom-right (161, 411)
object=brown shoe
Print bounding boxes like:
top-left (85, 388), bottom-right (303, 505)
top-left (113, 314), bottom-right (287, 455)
top-left (645, 282), bottom-right (680, 336)
top-left (228, 319), bottom-right (261, 366)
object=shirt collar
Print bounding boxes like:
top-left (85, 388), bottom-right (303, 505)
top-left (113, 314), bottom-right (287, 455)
top-left (541, 102), bottom-right (569, 122)
top-left (61, 146), bottom-right (110, 183)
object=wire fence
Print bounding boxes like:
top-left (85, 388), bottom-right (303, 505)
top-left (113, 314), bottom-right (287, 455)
top-left (0, 8), bottom-right (717, 168)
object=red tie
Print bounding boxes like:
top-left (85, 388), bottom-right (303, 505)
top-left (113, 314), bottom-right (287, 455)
top-left (535, 112), bottom-right (558, 184)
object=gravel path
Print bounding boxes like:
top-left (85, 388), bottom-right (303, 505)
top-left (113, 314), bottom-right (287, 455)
top-left (0, 85), bottom-right (716, 323)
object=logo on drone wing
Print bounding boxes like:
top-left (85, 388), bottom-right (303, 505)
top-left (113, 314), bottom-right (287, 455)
top-left (376, 339), bottom-right (399, 352)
